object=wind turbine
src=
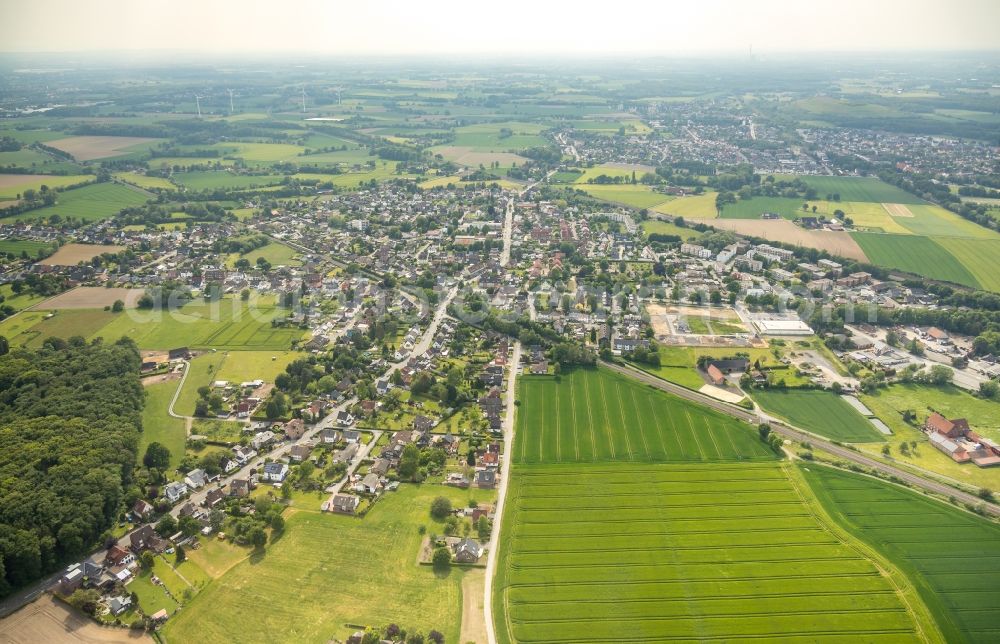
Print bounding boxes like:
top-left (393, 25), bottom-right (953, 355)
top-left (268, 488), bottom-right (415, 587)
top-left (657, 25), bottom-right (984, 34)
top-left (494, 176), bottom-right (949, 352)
top-left (227, 89), bottom-right (235, 115)
top-left (194, 94), bottom-right (203, 118)
top-left (301, 87), bottom-right (307, 113)
top-left (333, 85), bottom-right (343, 106)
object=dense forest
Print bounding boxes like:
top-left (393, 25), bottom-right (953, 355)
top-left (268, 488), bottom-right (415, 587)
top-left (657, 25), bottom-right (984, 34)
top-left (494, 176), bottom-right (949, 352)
top-left (0, 338), bottom-right (144, 598)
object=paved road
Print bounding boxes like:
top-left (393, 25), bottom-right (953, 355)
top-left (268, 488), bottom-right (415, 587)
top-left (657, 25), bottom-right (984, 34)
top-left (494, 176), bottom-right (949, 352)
top-left (483, 341), bottom-right (521, 644)
top-left (602, 360), bottom-right (1000, 517)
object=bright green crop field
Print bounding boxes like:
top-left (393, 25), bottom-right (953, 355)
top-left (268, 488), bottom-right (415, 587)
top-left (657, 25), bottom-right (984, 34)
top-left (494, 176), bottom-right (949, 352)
top-left (2, 181), bottom-right (150, 222)
top-left (805, 464), bottom-right (1000, 643)
top-left (514, 368), bottom-right (774, 463)
top-left (789, 175), bottom-right (924, 204)
top-left (493, 462), bottom-right (927, 644)
top-left (851, 233), bottom-right (979, 289)
top-left (752, 388), bottom-right (885, 443)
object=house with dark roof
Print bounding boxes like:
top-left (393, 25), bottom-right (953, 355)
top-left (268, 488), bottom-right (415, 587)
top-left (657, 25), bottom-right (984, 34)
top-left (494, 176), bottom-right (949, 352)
top-left (331, 494), bottom-right (360, 514)
top-left (476, 469), bottom-right (496, 489)
top-left (453, 538), bottom-right (484, 563)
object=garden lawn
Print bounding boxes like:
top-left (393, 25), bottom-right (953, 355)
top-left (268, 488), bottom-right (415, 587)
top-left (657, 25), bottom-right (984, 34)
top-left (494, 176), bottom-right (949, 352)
top-left (140, 380), bottom-right (187, 468)
top-left (753, 388), bottom-right (884, 442)
top-left (514, 367), bottom-right (774, 463)
top-left (162, 484), bottom-right (494, 644)
top-left (804, 464), bottom-right (1000, 644)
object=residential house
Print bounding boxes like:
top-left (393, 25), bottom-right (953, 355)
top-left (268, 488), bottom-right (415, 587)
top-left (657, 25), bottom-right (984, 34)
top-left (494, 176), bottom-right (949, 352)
top-left (262, 462), bottom-right (289, 483)
top-left (289, 444), bottom-right (312, 462)
top-left (357, 473), bottom-right (381, 494)
top-left (184, 468), bottom-right (207, 490)
top-left (320, 428), bottom-right (341, 444)
top-left (106, 545), bottom-right (134, 568)
top-left (331, 494), bottom-right (360, 514)
top-left (476, 469), bottom-right (497, 489)
top-left (343, 429), bottom-right (361, 444)
top-left (283, 419), bottom-right (306, 440)
top-left (132, 499), bottom-right (154, 521)
top-left (129, 525), bottom-right (162, 554)
top-left (337, 410), bottom-right (355, 427)
top-left (163, 481), bottom-right (188, 504)
top-left (453, 538), bottom-right (484, 563)
top-left (229, 478), bottom-right (252, 497)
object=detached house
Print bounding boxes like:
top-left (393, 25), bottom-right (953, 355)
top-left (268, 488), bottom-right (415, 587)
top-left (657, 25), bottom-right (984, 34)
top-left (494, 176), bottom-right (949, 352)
top-left (262, 462), bottom-right (289, 483)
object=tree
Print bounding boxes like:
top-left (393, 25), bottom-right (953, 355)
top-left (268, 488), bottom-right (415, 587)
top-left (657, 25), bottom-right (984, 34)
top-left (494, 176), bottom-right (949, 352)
top-left (270, 514), bottom-right (285, 533)
top-left (209, 509), bottom-right (225, 532)
top-left (979, 380), bottom-right (999, 400)
top-left (241, 289), bottom-right (251, 301)
top-left (249, 526), bottom-right (267, 549)
top-left (0, 336), bottom-right (7, 356)
top-left (758, 424), bottom-right (771, 442)
top-left (432, 546), bottom-right (451, 569)
top-left (178, 515), bottom-right (201, 537)
top-left (68, 588), bottom-right (102, 615)
top-left (398, 444), bottom-right (421, 481)
top-left (111, 299), bottom-right (125, 313)
top-left (139, 551), bottom-right (155, 570)
top-left (175, 545), bottom-right (186, 563)
top-left (476, 515), bottom-right (491, 539)
top-left (143, 442), bottom-right (171, 469)
top-left (928, 364), bottom-right (953, 386)
top-left (430, 496), bottom-right (452, 520)
top-left (428, 631), bottom-right (444, 644)
top-left (155, 515), bottom-right (177, 538)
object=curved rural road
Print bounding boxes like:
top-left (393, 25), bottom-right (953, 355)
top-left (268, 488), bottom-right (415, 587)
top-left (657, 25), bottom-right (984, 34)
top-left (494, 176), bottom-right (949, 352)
top-left (601, 360), bottom-right (1000, 517)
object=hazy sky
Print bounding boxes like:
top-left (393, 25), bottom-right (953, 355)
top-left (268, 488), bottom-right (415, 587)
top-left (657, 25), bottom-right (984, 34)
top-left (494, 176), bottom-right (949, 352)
top-left (1, 0), bottom-right (998, 55)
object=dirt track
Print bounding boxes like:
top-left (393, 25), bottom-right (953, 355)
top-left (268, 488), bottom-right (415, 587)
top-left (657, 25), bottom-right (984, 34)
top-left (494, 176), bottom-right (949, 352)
top-left (460, 569), bottom-right (488, 644)
top-left (0, 595), bottom-right (150, 643)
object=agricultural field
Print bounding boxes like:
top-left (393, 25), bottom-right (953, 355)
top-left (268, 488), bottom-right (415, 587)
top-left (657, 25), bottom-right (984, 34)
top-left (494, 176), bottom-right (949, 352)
top-left (776, 175), bottom-right (924, 204)
top-left (895, 204), bottom-right (1000, 239)
top-left (753, 388), bottom-right (885, 442)
top-left (2, 181), bottom-right (150, 223)
top-left (852, 233), bottom-right (979, 289)
top-left (573, 184), bottom-right (672, 209)
top-left (140, 379), bottom-right (187, 467)
top-left (0, 310), bottom-right (47, 343)
top-left (0, 173), bottom-right (94, 199)
top-left (35, 286), bottom-right (145, 310)
top-left (447, 121), bottom-right (548, 151)
top-left (92, 297), bottom-right (308, 351)
top-left (38, 243), bottom-right (126, 265)
top-left (514, 367), bottom-right (774, 463)
top-left (804, 464), bottom-right (1000, 643)
top-left (113, 171), bottom-right (176, 190)
top-left (640, 218), bottom-right (702, 240)
top-left (573, 163), bottom-right (656, 184)
top-left (172, 171), bottom-right (285, 191)
top-left (162, 484), bottom-right (494, 644)
top-left (213, 350), bottom-right (304, 385)
top-left (45, 135), bottom-right (162, 161)
top-left (493, 462), bottom-right (929, 644)
top-left (933, 238), bottom-right (1000, 293)
top-left (12, 308), bottom-right (118, 348)
top-left (209, 141), bottom-right (306, 163)
top-left (652, 191), bottom-right (719, 219)
top-left (0, 238), bottom-right (52, 258)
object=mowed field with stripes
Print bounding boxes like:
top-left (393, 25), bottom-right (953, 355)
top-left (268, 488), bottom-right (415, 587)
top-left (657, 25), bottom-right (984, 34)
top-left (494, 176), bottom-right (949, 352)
top-left (514, 368), bottom-right (773, 463)
top-left (493, 367), bottom-right (930, 643)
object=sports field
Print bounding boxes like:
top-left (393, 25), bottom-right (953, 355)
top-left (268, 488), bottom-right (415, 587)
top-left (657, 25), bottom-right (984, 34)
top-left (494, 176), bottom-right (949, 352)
top-left (494, 462), bottom-right (926, 644)
top-left (805, 464), bottom-right (1000, 644)
top-left (2, 181), bottom-right (150, 222)
top-left (92, 298), bottom-right (307, 350)
top-left (753, 388), bottom-right (884, 443)
top-left (515, 368), bottom-right (773, 463)
top-left (162, 484), bottom-right (493, 644)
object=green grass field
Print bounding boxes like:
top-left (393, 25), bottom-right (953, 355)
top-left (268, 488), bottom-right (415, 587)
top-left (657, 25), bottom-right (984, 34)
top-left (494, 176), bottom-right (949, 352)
top-left (172, 171), bottom-right (286, 191)
top-left (162, 484), bottom-right (494, 643)
top-left (226, 241), bottom-right (301, 268)
top-left (213, 350), bottom-right (304, 384)
top-left (93, 298), bottom-right (307, 351)
top-left (753, 389), bottom-right (884, 442)
top-left (777, 175), bottom-right (924, 204)
top-left (851, 233), bottom-right (980, 289)
top-left (493, 462), bottom-right (926, 644)
top-left (515, 368), bottom-right (773, 463)
top-left (630, 346), bottom-right (783, 392)
top-left (113, 171), bottom-right (176, 190)
top-left (640, 219), bottom-right (701, 240)
top-left (860, 383), bottom-right (1000, 444)
top-left (896, 204), bottom-right (1000, 239)
top-left (574, 164), bottom-right (655, 184)
top-left (804, 464), bottom-right (1000, 643)
top-left (15, 308), bottom-right (118, 348)
top-left (174, 352), bottom-right (228, 417)
top-left (2, 181), bottom-right (150, 223)
top-left (0, 239), bottom-right (52, 257)
top-left (449, 121), bottom-right (548, 151)
top-left (140, 380), bottom-right (187, 469)
top-left (573, 184), bottom-right (672, 209)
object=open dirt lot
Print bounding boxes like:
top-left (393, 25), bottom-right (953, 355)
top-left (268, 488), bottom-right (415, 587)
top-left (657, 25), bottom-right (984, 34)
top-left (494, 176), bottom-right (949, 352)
top-left (45, 136), bottom-right (160, 161)
top-left (882, 202), bottom-right (915, 217)
top-left (32, 286), bottom-right (145, 310)
top-left (709, 218), bottom-right (869, 262)
top-left (0, 595), bottom-right (150, 643)
top-left (432, 146), bottom-right (528, 167)
top-left (38, 244), bottom-right (126, 266)
top-left (0, 174), bottom-right (53, 190)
